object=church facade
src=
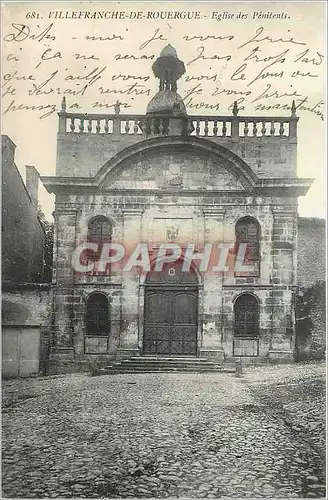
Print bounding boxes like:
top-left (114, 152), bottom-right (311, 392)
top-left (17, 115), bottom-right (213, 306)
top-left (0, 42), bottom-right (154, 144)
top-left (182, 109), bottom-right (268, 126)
top-left (42, 45), bottom-right (313, 372)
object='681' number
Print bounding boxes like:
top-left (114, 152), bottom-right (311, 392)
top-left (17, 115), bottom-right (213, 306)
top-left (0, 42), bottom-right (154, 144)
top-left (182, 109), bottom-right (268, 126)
top-left (26, 12), bottom-right (41, 19)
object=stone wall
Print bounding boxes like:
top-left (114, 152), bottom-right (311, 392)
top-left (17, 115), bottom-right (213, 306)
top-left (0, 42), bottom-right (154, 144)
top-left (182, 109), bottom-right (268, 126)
top-left (297, 217), bottom-right (326, 287)
top-left (296, 218), bottom-right (326, 360)
top-left (56, 131), bottom-right (145, 177)
top-left (295, 281), bottom-right (326, 360)
top-left (2, 135), bottom-right (45, 283)
top-left (56, 131), bottom-right (297, 179)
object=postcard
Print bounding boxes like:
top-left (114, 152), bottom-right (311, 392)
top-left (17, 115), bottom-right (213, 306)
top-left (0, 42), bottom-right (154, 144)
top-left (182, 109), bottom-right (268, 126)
top-left (2, 2), bottom-right (326, 499)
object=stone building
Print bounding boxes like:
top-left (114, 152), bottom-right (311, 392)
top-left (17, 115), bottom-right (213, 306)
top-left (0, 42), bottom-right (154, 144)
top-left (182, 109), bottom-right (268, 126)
top-left (2, 135), bottom-right (51, 377)
top-left (42, 45), bottom-right (314, 372)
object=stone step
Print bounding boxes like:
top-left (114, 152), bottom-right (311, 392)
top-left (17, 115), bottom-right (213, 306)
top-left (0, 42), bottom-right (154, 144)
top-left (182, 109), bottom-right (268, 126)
top-left (114, 364), bottom-right (220, 371)
top-left (119, 359), bottom-right (217, 367)
top-left (99, 356), bottom-right (236, 374)
top-left (103, 367), bottom-right (218, 373)
top-left (116, 358), bottom-right (218, 368)
top-left (101, 366), bottom-right (235, 374)
top-left (91, 354), bottom-right (238, 375)
top-left (127, 356), bottom-right (212, 363)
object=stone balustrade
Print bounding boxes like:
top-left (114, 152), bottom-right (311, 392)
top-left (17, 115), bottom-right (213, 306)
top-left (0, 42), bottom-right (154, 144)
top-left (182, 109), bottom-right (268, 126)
top-left (59, 113), bottom-right (145, 135)
top-left (58, 99), bottom-right (298, 139)
top-left (188, 116), bottom-right (297, 138)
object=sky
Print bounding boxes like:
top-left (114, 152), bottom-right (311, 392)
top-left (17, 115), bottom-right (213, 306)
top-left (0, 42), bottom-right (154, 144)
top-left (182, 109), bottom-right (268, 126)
top-left (1, 1), bottom-right (326, 221)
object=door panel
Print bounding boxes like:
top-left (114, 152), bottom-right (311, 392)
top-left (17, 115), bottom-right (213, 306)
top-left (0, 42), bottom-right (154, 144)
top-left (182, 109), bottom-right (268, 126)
top-left (2, 326), bottom-right (40, 378)
top-left (143, 325), bottom-right (171, 355)
top-left (146, 292), bottom-right (169, 324)
top-left (172, 293), bottom-right (197, 324)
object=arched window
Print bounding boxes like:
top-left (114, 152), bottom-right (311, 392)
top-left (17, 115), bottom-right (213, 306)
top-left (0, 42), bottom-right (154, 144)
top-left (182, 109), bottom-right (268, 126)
top-left (235, 216), bottom-right (260, 276)
top-left (234, 294), bottom-right (259, 337)
top-left (88, 216), bottom-right (112, 243)
top-left (86, 216), bottom-right (112, 272)
top-left (85, 293), bottom-right (109, 335)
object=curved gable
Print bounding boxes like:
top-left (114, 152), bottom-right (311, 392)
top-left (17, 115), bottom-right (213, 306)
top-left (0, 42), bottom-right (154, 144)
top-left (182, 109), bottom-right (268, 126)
top-left (95, 136), bottom-right (258, 191)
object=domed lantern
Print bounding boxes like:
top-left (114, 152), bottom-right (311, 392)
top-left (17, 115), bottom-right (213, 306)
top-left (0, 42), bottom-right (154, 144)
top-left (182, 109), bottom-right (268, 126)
top-left (140, 45), bottom-right (193, 136)
top-left (152, 44), bottom-right (186, 92)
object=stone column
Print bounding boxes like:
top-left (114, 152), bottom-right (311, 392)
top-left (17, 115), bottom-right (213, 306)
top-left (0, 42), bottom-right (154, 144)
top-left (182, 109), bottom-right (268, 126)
top-left (199, 208), bottom-right (226, 362)
top-left (50, 207), bottom-right (78, 361)
top-left (117, 208), bottom-right (144, 359)
top-left (268, 206), bottom-right (297, 361)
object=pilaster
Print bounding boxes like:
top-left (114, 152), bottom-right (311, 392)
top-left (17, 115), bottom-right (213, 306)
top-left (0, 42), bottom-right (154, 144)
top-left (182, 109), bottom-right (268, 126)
top-left (51, 207), bottom-right (78, 359)
top-left (269, 206), bottom-right (297, 360)
top-left (200, 208), bottom-right (226, 361)
top-left (117, 208), bottom-right (144, 359)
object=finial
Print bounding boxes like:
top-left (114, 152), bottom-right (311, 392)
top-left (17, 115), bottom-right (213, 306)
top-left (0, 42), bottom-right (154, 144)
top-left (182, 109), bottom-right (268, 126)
top-left (61, 96), bottom-right (67, 112)
top-left (114, 100), bottom-right (121, 115)
top-left (232, 101), bottom-right (239, 116)
top-left (291, 100), bottom-right (297, 117)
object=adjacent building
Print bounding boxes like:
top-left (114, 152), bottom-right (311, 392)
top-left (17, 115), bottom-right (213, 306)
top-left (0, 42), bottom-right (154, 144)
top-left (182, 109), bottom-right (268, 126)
top-left (2, 135), bottom-right (44, 283)
top-left (2, 135), bottom-right (51, 377)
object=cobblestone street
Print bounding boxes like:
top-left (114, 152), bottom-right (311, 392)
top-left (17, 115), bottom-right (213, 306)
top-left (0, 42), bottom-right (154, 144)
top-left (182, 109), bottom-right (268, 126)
top-left (2, 363), bottom-right (326, 499)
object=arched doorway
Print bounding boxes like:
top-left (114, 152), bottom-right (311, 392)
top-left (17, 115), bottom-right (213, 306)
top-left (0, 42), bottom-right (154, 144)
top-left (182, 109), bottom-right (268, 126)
top-left (85, 293), bottom-right (109, 335)
top-left (143, 260), bottom-right (199, 356)
top-left (234, 293), bottom-right (259, 337)
top-left (233, 293), bottom-right (260, 357)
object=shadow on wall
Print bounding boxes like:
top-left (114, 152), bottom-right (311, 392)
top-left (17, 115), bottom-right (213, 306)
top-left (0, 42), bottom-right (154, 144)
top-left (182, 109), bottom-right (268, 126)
top-left (295, 280), bottom-right (326, 361)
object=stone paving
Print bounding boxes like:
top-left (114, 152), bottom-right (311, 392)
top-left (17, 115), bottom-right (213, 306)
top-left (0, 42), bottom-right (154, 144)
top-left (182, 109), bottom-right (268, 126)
top-left (2, 362), bottom-right (326, 498)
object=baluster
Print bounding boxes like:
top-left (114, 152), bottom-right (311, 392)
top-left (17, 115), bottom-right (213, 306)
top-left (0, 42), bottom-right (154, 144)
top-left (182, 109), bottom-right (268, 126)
top-left (133, 121), bottom-right (139, 133)
top-left (79, 118), bottom-right (84, 133)
top-left (104, 119), bottom-right (109, 133)
top-left (204, 120), bottom-right (209, 136)
top-left (244, 121), bottom-right (249, 136)
top-left (253, 121), bottom-right (258, 136)
top-left (96, 119), bottom-right (101, 134)
top-left (261, 121), bottom-right (266, 136)
top-left (150, 119), bottom-right (156, 135)
top-left (195, 120), bottom-right (200, 136)
top-left (159, 119), bottom-right (164, 135)
top-left (70, 118), bottom-right (75, 132)
top-left (88, 119), bottom-right (92, 132)
top-left (125, 120), bottom-right (130, 133)
top-left (270, 121), bottom-right (275, 136)
top-left (164, 119), bottom-right (169, 135)
top-left (222, 121), bottom-right (227, 137)
top-left (187, 120), bottom-right (194, 135)
top-left (279, 121), bottom-right (285, 136)
top-left (213, 120), bottom-right (218, 136)
top-left (166, 119), bottom-right (170, 135)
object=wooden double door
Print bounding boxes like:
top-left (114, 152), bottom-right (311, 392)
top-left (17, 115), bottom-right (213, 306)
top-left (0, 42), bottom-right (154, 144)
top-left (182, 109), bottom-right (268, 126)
top-left (143, 287), bottom-right (198, 356)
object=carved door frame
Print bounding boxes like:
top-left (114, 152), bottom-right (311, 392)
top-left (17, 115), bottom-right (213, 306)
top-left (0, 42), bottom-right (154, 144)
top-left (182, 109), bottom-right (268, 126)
top-left (143, 284), bottom-right (199, 356)
top-left (138, 261), bottom-right (203, 357)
